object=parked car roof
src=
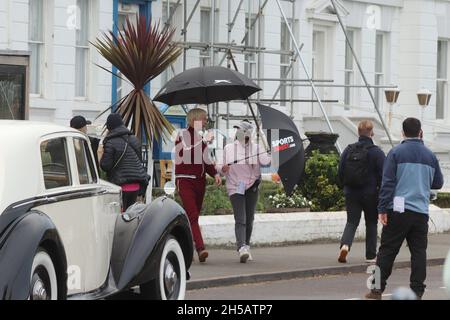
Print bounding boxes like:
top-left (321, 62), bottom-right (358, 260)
top-left (0, 120), bottom-right (87, 214)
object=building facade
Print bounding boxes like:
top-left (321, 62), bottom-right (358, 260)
top-left (1, 0), bottom-right (450, 146)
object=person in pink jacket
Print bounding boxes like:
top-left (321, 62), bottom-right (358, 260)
top-left (217, 120), bottom-right (271, 263)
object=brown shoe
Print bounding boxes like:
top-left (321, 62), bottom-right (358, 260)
top-left (338, 245), bottom-right (349, 263)
top-left (198, 250), bottom-right (209, 263)
top-left (365, 291), bottom-right (382, 300)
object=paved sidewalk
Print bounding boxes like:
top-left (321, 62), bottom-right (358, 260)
top-left (187, 233), bottom-right (450, 290)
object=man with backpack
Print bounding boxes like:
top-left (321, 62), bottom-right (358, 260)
top-left (338, 120), bottom-right (386, 263)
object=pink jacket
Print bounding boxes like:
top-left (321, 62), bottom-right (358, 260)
top-left (217, 140), bottom-right (271, 196)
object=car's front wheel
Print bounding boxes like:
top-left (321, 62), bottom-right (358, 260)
top-left (29, 248), bottom-right (58, 300)
top-left (140, 236), bottom-right (186, 300)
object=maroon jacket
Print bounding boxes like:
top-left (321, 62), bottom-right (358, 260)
top-left (175, 126), bottom-right (217, 180)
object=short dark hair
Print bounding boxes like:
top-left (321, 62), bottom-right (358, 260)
top-left (402, 118), bottom-right (421, 138)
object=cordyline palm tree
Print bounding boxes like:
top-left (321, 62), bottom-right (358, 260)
top-left (92, 15), bottom-right (182, 146)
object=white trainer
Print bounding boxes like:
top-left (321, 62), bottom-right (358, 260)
top-left (239, 246), bottom-right (249, 263)
top-left (245, 245), bottom-right (253, 261)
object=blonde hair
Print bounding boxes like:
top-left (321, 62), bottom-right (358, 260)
top-left (358, 120), bottom-right (374, 137)
top-left (187, 108), bottom-right (207, 127)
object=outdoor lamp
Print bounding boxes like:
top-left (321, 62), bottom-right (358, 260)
top-left (417, 88), bottom-right (432, 122)
top-left (384, 87), bottom-right (400, 129)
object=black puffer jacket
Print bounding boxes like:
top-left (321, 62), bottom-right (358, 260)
top-left (100, 126), bottom-right (147, 186)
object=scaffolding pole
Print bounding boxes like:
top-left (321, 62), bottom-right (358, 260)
top-left (330, 0), bottom-right (394, 147)
top-left (275, 0), bottom-right (342, 153)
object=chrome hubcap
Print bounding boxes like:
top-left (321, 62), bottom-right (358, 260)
top-left (32, 278), bottom-right (48, 300)
top-left (164, 259), bottom-right (178, 295)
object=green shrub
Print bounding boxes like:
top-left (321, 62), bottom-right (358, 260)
top-left (152, 179), bottom-right (281, 214)
top-left (300, 150), bottom-right (345, 212)
top-left (433, 192), bottom-right (450, 208)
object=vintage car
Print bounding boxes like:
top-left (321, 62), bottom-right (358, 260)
top-left (0, 121), bottom-right (193, 300)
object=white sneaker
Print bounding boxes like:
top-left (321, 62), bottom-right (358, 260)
top-left (338, 245), bottom-right (349, 263)
top-left (365, 258), bottom-right (377, 264)
top-left (239, 246), bottom-right (249, 263)
top-left (245, 245), bottom-right (253, 261)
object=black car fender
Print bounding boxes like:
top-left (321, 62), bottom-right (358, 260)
top-left (0, 210), bottom-right (68, 300)
top-left (112, 197), bottom-right (193, 290)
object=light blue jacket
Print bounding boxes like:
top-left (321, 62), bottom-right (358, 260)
top-left (378, 139), bottom-right (444, 214)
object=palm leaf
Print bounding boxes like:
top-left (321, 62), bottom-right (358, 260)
top-left (92, 14), bottom-right (181, 146)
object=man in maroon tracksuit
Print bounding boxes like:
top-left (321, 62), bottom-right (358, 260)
top-left (175, 108), bottom-right (221, 263)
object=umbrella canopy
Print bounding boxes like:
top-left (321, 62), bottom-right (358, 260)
top-left (153, 66), bottom-right (261, 105)
top-left (257, 103), bottom-right (305, 195)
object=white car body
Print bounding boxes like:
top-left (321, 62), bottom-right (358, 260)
top-left (1, 121), bottom-right (120, 295)
top-left (0, 120), bottom-right (193, 300)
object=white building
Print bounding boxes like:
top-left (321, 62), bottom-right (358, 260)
top-left (2, 1), bottom-right (450, 163)
top-left (0, 0), bottom-right (113, 124)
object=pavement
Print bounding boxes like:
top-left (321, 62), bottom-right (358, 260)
top-left (187, 265), bottom-right (449, 300)
top-left (187, 233), bottom-right (450, 291)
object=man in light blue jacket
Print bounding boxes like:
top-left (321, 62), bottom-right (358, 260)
top-left (366, 118), bottom-right (443, 300)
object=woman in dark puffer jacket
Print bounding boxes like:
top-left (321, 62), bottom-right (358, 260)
top-left (100, 113), bottom-right (149, 210)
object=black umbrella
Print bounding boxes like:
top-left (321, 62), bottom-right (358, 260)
top-left (257, 103), bottom-right (305, 196)
top-left (153, 66), bottom-right (261, 105)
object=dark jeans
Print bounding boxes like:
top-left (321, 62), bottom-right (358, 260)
top-left (340, 193), bottom-right (378, 259)
top-left (122, 191), bottom-right (139, 211)
top-left (230, 186), bottom-right (259, 250)
top-left (374, 211), bottom-right (428, 297)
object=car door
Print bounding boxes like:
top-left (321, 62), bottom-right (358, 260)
top-left (71, 136), bottom-right (120, 293)
top-left (35, 135), bottom-right (89, 295)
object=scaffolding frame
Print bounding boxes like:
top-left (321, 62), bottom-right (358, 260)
top-left (161, 0), bottom-right (397, 152)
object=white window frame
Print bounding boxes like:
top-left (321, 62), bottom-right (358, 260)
top-left (28, 0), bottom-right (45, 96)
top-left (374, 31), bottom-right (386, 108)
top-left (280, 19), bottom-right (295, 107)
top-left (116, 5), bottom-right (139, 101)
top-left (75, 0), bottom-right (91, 99)
top-left (200, 7), bottom-right (212, 67)
top-left (161, 2), bottom-right (182, 83)
top-left (244, 14), bottom-right (258, 79)
top-left (436, 39), bottom-right (448, 120)
top-left (344, 29), bottom-right (356, 109)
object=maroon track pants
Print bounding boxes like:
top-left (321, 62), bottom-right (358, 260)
top-left (177, 178), bottom-right (206, 253)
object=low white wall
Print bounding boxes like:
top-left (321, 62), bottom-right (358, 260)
top-left (199, 205), bottom-right (450, 247)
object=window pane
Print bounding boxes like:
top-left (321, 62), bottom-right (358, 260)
top-left (375, 33), bottom-right (383, 73)
top-left (74, 138), bottom-right (95, 184)
top-left (0, 65), bottom-right (26, 119)
top-left (375, 74), bottom-right (383, 106)
top-left (29, 43), bottom-right (41, 94)
top-left (41, 138), bottom-right (71, 189)
top-left (200, 9), bottom-right (211, 59)
top-left (76, 0), bottom-right (89, 46)
top-left (281, 20), bottom-right (291, 64)
top-left (344, 72), bottom-right (353, 106)
top-left (437, 40), bottom-right (448, 79)
top-left (200, 9), bottom-right (211, 42)
top-left (436, 80), bottom-right (446, 119)
top-left (280, 66), bottom-right (289, 106)
top-left (29, 0), bottom-right (43, 42)
top-left (245, 15), bottom-right (257, 47)
top-left (345, 30), bottom-right (354, 70)
top-left (75, 48), bottom-right (87, 97)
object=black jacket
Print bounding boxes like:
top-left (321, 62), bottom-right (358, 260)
top-left (338, 136), bottom-right (386, 196)
top-left (100, 126), bottom-right (148, 187)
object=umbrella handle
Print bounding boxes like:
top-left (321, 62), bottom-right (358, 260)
top-left (227, 150), bottom-right (272, 166)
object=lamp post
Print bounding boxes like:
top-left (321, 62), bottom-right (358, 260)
top-left (384, 87), bottom-right (400, 130)
top-left (417, 88), bottom-right (432, 122)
